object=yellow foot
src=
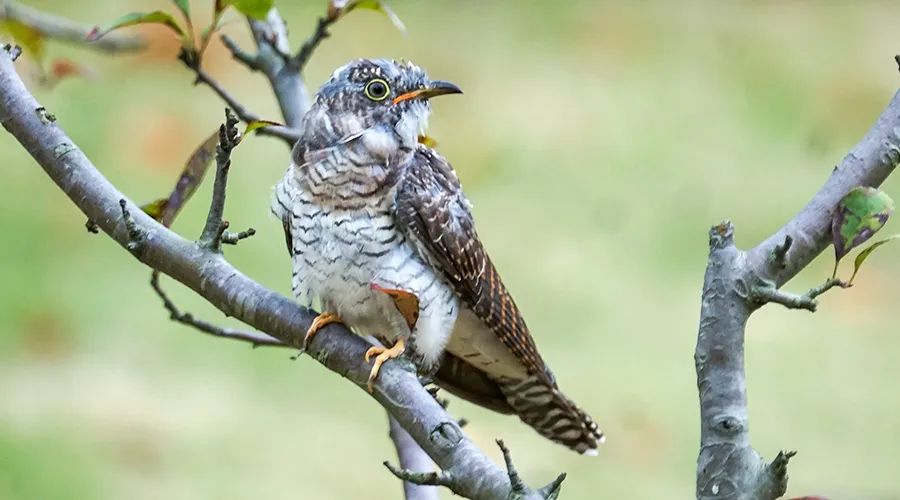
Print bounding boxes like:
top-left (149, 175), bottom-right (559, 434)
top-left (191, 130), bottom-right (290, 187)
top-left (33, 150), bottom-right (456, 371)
top-left (304, 312), bottom-right (342, 350)
top-left (364, 337), bottom-right (407, 393)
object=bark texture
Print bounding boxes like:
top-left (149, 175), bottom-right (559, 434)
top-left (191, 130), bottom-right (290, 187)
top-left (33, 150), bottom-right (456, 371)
top-left (695, 89), bottom-right (900, 499)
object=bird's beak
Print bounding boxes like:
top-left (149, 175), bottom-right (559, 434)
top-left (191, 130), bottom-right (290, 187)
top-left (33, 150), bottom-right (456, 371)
top-left (392, 80), bottom-right (463, 104)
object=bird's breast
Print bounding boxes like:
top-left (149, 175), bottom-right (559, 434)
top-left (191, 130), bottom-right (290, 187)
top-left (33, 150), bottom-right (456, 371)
top-left (275, 161), bottom-right (458, 365)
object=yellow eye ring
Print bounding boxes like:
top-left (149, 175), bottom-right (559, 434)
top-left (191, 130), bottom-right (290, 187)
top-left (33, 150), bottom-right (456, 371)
top-left (364, 78), bottom-right (391, 101)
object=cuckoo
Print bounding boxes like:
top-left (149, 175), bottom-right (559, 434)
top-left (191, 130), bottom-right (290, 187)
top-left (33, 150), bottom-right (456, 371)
top-left (272, 59), bottom-right (603, 454)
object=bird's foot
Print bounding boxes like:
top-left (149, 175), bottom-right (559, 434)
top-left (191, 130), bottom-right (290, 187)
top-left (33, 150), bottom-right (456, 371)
top-left (303, 311), bottom-right (342, 350)
top-left (364, 337), bottom-right (406, 393)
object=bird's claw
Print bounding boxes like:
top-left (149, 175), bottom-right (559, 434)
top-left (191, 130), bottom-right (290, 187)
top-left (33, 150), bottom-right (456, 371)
top-left (304, 311), bottom-right (342, 350)
top-left (365, 337), bottom-right (407, 392)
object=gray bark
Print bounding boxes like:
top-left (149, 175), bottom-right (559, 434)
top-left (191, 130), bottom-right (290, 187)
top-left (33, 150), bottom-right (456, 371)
top-left (390, 416), bottom-right (441, 500)
top-left (0, 0), bottom-right (145, 53)
top-left (695, 90), bottom-right (900, 499)
top-left (0, 49), bottom-right (555, 500)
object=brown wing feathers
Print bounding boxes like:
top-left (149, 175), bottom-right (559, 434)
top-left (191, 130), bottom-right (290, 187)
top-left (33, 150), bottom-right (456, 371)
top-left (395, 148), bottom-right (548, 378)
top-left (394, 146), bottom-right (603, 454)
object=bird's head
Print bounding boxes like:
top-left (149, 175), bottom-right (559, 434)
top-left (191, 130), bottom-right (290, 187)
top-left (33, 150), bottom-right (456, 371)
top-left (299, 59), bottom-right (462, 160)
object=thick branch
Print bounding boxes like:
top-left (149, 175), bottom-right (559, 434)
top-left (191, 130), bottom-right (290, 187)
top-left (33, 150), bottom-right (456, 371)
top-left (0, 51), bottom-right (551, 500)
top-left (246, 9), bottom-right (309, 129)
top-left (694, 87), bottom-right (900, 498)
top-left (746, 91), bottom-right (900, 284)
top-left (1, 0), bottom-right (144, 53)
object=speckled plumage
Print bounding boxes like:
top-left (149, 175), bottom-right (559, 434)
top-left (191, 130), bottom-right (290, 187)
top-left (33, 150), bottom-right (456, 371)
top-left (272, 59), bottom-right (603, 454)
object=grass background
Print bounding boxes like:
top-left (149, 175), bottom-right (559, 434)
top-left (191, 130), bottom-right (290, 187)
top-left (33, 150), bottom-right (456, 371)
top-left (2, 1), bottom-right (900, 498)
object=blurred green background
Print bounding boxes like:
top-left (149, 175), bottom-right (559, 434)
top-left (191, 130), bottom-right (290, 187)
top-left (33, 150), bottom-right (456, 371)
top-left (2, 1), bottom-right (900, 499)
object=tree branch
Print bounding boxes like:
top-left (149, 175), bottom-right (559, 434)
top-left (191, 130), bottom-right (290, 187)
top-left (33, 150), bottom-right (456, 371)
top-left (384, 439), bottom-right (565, 500)
top-left (388, 416), bottom-right (441, 500)
top-left (177, 48), bottom-right (301, 146)
top-left (293, 14), bottom-right (335, 74)
top-left (0, 0), bottom-right (144, 54)
top-left (694, 84), bottom-right (900, 497)
top-left (197, 108), bottom-right (239, 251)
top-left (749, 277), bottom-right (849, 312)
top-left (245, 9), bottom-right (309, 129)
top-left (150, 270), bottom-right (284, 348)
top-left (0, 50), bottom-right (557, 500)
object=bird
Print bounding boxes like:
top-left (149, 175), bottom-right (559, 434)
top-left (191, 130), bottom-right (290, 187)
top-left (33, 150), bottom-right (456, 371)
top-left (272, 59), bottom-right (603, 455)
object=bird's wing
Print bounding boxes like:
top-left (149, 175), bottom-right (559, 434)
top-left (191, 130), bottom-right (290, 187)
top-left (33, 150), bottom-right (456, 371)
top-left (393, 146), bottom-right (603, 454)
top-left (393, 146), bottom-right (551, 382)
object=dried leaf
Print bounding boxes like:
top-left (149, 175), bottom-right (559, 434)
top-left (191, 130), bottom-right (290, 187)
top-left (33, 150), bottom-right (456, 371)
top-left (371, 284), bottom-right (420, 331)
top-left (848, 233), bottom-right (900, 285)
top-left (143, 130), bottom-right (219, 227)
top-left (832, 186), bottom-right (894, 265)
top-left (87, 11), bottom-right (186, 42)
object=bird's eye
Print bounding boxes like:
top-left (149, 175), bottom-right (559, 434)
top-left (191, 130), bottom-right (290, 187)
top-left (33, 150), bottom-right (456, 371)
top-left (364, 78), bottom-right (390, 101)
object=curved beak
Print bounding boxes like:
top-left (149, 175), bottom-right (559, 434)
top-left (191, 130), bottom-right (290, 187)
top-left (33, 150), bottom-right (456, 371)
top-left (393, 80), bottom-right (463, 104)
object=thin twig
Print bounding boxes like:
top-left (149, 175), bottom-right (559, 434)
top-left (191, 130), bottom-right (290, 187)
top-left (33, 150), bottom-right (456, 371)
top-left (220, 34), bottom-right (262, 72)
top-left (221, 226), bottom-right (256, 245)
top-left (294, 16), bottom-right (335, 73)
top-left (177, 48), bottom-right (301, 145)
top-left (383, 461), bottom-right (455, 489)
top-left (750, 277), bottom-right (850, 312)
top-left (1, 0), bottom-right (145, 54)
top-left (150, 271), bottom-right (285, 348)
top-left (198, 109), bottom-right (239, 251)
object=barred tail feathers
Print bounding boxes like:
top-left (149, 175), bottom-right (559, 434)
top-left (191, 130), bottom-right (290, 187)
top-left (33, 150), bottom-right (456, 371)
top-left (500, 376), bottom-right (604, 455)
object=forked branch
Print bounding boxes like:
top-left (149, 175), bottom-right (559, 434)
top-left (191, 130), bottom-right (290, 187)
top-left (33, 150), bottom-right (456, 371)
top-left (694, 78), bottom-right (900, 497)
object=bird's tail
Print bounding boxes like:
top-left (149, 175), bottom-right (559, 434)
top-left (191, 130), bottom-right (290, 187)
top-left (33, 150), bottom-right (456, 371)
top-left (499, 376), bottom-right (604, 455)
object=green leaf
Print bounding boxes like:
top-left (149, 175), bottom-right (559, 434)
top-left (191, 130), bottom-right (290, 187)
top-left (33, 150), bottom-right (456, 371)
top-left (225, 0), bottom-right (274, 20)
top-left (243, 119), bottom-right (280, 137)
top-left (329, 0), bottom-right (406, 33)
top-left (172, 0), bottom-right (191, 23)
top-left (87, 11), bottom-right (186, 41)
top-left (849, 234), bottom-right (900, 285)
top-left (199, 14), bottom-right (227, 57)
top-left (141, 198), bottom-right (169, 221)
top-left (832, 186), bottom-right (894, 268)
top-left (350, 0), bottom-right (406, 33)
